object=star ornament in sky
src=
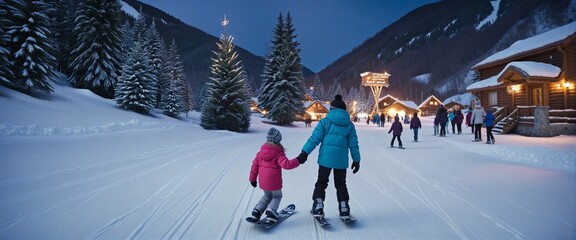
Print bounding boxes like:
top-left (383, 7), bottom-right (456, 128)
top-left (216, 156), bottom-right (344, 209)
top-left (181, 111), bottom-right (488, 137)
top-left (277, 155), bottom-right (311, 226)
top-left (221, 15), bottom-right (229, 28)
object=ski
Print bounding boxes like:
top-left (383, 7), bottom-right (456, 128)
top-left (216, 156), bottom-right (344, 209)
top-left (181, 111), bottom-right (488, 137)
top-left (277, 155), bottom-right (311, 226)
top-left (246, 204), bottom-right (296, 229)
top-left (340, 216), bottom-right (357, 224)
top-left (310, 211), bottom-right (331, 226)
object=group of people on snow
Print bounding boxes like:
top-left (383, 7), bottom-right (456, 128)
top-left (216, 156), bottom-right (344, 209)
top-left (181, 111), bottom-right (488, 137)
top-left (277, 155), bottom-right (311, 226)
top-left (247, 95), bottom-right (497, 224)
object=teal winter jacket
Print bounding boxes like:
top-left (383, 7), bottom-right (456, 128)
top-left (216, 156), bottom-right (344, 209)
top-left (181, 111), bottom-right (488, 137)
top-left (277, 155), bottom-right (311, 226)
top-left (302, 108), bottom-right (360, 169)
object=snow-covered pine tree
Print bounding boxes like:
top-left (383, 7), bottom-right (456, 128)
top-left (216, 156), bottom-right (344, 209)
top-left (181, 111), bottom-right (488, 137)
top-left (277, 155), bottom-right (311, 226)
top-left (145, 19), bottom-right (165, 107)
top-left (201, 33), bottom-right (251, 132)
top-left (132, 7), bottom-right (149, 44)
top-left (161, 78), bottom-right (181, 117)
top-left (115, 41), bottom-right (156, 113)
top-left (0, 1), bottom-right (14, 84)
top-left (258, 12), bottom-right (306, 125)
top-left (165, 39), bottom-right (189, 113)
top-left (311, 74), bottom-right (325, 101)
top-left (48, 0), bottom-right (75, 75)
top-left (69, 0), bottom-right (122, 98)
top-left (258, 13), bottom-right (284, 113)
top-left (119, 20), bottom-right (134, 63)
top-left (4, 0), bottom-right (57, 93)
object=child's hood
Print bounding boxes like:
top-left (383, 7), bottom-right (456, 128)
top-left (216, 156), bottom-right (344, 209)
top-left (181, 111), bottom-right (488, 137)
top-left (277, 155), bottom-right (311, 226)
top-left (258, 143), bottom-right (283, 162)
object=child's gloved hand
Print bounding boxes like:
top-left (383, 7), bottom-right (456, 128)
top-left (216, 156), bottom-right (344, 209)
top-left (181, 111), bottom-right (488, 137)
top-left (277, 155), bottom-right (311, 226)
top-left (250, 181), bottom-right (257, 188)
top-left (297, 151), bottom-right (308, 164)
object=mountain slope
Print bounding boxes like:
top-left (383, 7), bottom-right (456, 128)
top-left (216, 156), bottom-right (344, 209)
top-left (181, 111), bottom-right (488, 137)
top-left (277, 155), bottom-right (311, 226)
top-left (311, 0), bottom-right (576, 102)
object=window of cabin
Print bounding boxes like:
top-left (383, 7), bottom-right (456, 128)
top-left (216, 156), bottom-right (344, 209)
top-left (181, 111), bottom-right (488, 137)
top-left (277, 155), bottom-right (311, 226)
top-left (489, 92), bottom-right (498, 106)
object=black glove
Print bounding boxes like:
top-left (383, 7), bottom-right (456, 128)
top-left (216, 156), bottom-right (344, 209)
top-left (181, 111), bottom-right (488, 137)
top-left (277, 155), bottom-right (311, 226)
top-left (351, 161), bottom-right (360, 174)
top-left (250, 181), bottom-right (257, 188)
top-left (297, 151), bottom-right (308, 164)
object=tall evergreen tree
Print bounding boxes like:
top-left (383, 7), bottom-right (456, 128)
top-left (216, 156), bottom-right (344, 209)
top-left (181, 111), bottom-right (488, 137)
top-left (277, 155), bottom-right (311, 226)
top-left (201, 33), bottom-right (251, 132)
top-left (257, 12), bottom-right (306, 125)
top-left (69, 0), bottom-right (122, 98)
top-left (0, 1), bottom-right (14, 85)
top-left (161, 78), bottom-right (181, 117)
top-left (165, 39), bottom-right (189, 113)
top-left (258, 13), bottom-right (284, 113)
top-left (311, 74), bottom-right (325, 101)
top-left (146, 19), bottom-right (164, 107)
top-left (48, 0), bottom-right (75, 75)
top-left (114, 41), bottom-right (155, 113)
top-left (119, 20), bottom-right (134, 63)
top-left (5, 0), bottom-right (56, 93)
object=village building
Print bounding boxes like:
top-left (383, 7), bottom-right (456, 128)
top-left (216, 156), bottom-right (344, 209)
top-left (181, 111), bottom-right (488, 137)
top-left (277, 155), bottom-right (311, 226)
top-left (443, 101), bottom-right (465, 112)
top-left (302, 100), bottom-right (330, 121)
top-left (418, 95), bottom-right (443, 116)
top-left (377, 95), bottom-right (419, 118)
top-left (466, 22), bottom-right (576, 136)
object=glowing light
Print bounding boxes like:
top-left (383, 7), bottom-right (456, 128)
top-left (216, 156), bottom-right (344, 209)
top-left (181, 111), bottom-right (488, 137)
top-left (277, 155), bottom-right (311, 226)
top-left (221, 15), bottom-right (229, 27)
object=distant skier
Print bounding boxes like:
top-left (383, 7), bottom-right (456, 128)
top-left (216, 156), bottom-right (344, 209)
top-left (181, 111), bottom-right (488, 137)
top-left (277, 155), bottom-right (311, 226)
top-left (388, 115), bottom-right (404, 148)
top-left (248, 128), bottom-right (307, 223)
top-left (409, 112), bottom-right (421, 142)
top-left (300, 94), bottom-right (361, 221)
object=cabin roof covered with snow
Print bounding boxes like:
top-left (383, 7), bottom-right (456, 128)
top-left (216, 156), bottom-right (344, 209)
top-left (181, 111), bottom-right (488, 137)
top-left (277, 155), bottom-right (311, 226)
top-left (473, 21), bottom-right (576, 69)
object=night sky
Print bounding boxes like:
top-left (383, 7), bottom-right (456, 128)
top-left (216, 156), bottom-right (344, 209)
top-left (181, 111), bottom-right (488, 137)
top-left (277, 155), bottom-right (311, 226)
top-left (138, 0), bottom-right (438, 72)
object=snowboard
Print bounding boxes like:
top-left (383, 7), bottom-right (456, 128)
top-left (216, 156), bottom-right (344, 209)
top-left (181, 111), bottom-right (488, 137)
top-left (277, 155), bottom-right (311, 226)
top-left (246, 204), bottom-right (296, 229)
top-left (310, 210), bottom-right (331, 226)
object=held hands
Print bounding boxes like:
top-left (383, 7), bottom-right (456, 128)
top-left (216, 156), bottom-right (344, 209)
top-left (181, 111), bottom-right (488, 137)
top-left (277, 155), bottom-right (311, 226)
top-left (351, 161), bottom-right (360, 174)
top-left (250, 181), bottom-right (257, 188)
top-left (297, 151), bottom-right (308, 164)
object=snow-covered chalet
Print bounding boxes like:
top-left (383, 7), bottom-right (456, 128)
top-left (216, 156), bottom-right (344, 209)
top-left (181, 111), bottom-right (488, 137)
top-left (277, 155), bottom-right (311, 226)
top-left (466, 21), bottom-right (576, 136)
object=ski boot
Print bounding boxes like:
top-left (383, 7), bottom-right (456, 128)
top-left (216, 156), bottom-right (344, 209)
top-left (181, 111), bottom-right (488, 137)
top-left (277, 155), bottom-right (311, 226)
top-left (312, 198), bottom-right (324, 218)
top-left (339, 201), bottom-right (351, 220)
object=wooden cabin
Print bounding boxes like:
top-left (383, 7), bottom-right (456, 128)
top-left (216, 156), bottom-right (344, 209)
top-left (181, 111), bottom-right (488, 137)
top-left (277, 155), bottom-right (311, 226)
top-left (376, 95), bottom-right (399, 111)
top-left (418, 95), bottom-right (443, 116)
top-left (467, 22), bottom-right (576, 135)
top-left (302, 100), bottom-right (330, 121)
top-left (443, 101), bottom-right (465, 111)
top-left (380, 100), bottom-right (419, 119)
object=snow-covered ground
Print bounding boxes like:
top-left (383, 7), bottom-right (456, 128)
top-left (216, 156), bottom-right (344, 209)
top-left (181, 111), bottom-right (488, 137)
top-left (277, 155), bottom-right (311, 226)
top-left (1, 79), bottom-right (575, 239)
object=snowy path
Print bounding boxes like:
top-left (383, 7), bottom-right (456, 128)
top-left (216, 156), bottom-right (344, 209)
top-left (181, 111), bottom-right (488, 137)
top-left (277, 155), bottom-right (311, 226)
top-left (1, 116), bottom-right (575, 239)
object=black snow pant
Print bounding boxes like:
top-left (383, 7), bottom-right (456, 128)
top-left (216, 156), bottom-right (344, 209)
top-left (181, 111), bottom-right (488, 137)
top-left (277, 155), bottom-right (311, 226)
top-left (312, 165), bottom-right (349, 203)
top-left (474, 124), bottom-right (483, 140)
top-left (390, 135), bottom-right (402, 147)
top-left (440, 122), bottom-right (446, 136)
top-left (486, 126), bottom-right (495, 142)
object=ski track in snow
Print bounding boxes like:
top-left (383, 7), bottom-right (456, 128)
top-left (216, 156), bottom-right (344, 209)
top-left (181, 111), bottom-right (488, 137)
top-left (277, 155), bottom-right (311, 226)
top-left (362, 132), bottom-right (528, 239)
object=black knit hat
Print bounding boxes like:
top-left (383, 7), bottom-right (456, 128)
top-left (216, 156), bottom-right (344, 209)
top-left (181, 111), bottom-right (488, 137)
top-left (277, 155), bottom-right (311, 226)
top-left (330, 94), bottom-right (347, 110)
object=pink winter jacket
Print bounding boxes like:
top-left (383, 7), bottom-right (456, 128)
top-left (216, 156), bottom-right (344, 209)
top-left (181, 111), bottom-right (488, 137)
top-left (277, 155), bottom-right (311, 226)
top-left (249, 143), bottom-right (300, 191)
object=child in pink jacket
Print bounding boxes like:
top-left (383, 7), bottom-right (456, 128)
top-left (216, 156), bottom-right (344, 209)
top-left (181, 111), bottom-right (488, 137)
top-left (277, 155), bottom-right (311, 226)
top-left (247, 128), bottom-right (307, 223)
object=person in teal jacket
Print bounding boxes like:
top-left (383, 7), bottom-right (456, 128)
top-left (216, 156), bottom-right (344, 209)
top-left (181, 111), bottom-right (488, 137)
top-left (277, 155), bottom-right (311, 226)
top-left (301, 94), bottom-right (361, 221)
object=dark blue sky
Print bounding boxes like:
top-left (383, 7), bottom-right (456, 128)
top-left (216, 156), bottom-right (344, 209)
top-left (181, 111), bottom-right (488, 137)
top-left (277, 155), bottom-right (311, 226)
top-left (138, 0), bottom-right (438, 72)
